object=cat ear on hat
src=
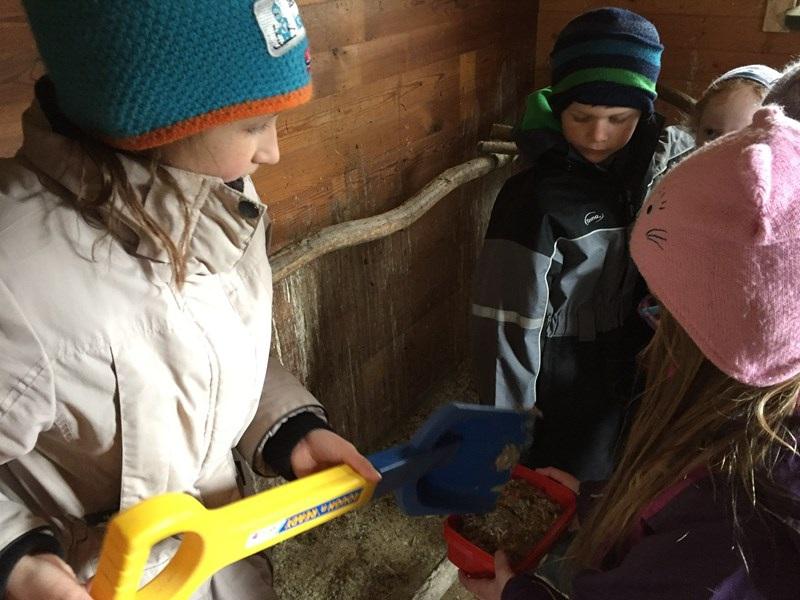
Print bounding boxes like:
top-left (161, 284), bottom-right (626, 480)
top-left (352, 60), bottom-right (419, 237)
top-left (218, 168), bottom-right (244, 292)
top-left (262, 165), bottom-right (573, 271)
top-left (743, 106), bottom-right (800, 245)
top-left (741, 144), bottom-right (774, 245)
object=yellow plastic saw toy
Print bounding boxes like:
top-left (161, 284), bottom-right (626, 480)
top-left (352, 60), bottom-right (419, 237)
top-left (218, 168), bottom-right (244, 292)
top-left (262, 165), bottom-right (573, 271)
top-left (90, 403), bottom-right (530, 599)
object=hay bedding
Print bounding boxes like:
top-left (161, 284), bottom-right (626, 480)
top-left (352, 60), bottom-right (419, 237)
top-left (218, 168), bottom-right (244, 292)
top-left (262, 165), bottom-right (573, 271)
top-left (456, 479), bottom-right (561, 563)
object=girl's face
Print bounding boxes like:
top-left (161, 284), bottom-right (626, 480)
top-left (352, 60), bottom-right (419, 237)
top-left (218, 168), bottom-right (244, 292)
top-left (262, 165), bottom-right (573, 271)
top-left (159, 114), bottom-right (280, 183)
top-left (695, 84), bottom-right (762, 146)
top-left (560, 103), bottom-right (641, 164)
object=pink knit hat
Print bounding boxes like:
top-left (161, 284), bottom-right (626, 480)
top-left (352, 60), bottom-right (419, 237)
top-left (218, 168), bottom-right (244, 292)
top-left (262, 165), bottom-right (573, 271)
top-left (631, 106), bottom-right (800, 387)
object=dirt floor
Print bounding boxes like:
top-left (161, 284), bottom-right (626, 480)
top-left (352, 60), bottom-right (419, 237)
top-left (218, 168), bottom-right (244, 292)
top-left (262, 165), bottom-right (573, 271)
top-left (267, 364), bottom-right (480, 600)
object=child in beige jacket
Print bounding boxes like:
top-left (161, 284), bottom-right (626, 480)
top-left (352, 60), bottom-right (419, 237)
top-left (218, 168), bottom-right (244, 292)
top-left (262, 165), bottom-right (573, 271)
top-left (0, 2), bottom-right (378, 599)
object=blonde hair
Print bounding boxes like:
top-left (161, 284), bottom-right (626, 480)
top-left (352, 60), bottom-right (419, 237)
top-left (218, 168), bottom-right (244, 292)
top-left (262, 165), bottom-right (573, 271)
top-left (569, 309), bottom-right (800, 569)
top-left (689, 78), bottom-right (771, 136)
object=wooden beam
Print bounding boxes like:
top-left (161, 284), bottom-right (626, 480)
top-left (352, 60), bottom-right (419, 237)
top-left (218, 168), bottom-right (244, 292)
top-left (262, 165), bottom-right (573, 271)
top-left (657, 83), bottom-right (696, 115)
top-left (489, 123), bottom-right (515, 141)
top-left (271, 154), bottom-right (514, 282)
top-left (478, 140), bottom-right (518, 155)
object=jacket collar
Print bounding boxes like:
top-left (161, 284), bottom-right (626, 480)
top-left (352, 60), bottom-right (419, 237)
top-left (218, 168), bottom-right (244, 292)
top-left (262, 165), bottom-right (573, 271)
top-left (514, 110), bottom-right (664, 191)
top-left (18, 101), bottom-right (266, 276)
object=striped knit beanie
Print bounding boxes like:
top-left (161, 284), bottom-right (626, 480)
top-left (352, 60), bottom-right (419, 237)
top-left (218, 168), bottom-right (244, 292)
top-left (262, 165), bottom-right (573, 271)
top-left (548, 7), bottom-right (663, 116)
top-left (21, 0), bottom-right (313, 150)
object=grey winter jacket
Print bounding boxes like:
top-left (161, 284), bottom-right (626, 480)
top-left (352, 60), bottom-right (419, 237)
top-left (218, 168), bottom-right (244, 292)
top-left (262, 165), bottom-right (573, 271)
top-left (471, 117), bottom-right (662, 411)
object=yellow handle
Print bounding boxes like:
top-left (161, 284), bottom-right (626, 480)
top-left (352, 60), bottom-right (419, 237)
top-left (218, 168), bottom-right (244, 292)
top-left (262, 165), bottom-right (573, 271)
top-left (91, 465), bottom-right (376, 600)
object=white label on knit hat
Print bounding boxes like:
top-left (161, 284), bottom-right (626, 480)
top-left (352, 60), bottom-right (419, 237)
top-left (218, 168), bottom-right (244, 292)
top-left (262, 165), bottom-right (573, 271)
top-left (254, 0), bottom-right (307, 58)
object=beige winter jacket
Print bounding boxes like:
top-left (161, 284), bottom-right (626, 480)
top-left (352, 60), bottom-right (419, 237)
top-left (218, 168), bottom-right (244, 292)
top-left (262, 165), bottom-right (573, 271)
top-left (0, 104), bottom-right (323, 594)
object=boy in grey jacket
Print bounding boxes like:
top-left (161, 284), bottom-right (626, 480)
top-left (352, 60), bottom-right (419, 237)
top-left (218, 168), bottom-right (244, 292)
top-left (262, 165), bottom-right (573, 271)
top-left (472, 8), bottom-right (663, 480)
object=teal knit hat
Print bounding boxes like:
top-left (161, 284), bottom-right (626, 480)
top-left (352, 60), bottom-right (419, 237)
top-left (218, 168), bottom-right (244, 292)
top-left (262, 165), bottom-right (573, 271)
top-left (22, 0), bottom-right (313, 150)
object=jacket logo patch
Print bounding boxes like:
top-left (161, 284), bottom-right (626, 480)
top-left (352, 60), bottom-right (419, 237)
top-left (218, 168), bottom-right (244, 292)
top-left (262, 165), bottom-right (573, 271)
top-left (584, 211), bottom-right (605, 227)
top-left (254, 0), bottom-right (307, 58)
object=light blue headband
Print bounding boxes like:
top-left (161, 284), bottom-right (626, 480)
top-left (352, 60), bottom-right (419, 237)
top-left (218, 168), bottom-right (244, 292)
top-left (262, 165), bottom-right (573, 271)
top-left (710, 64), bottom-right (781, 89)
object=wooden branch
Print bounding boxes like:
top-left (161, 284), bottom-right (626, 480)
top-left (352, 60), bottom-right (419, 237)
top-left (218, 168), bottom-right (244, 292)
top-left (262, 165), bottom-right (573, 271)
top-left (489, 123), bottom-right (515, 141)
top-left (271, 154), bottom-right (515, 282)
top-left (657, 83), bottom-right (696, 115)
top-left (478, 140), bottom-right (518, 155)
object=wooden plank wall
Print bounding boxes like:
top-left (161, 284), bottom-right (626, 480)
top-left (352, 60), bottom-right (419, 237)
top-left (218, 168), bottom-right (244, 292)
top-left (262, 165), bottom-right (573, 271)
top-left (267, 0), bottom-right (538, 448)
top-left (535, 0), bottom-right (799, 118)
top-left (0, 0), bottom-right (539, 449)
top-left (0, 0), bottom-right (42, 153)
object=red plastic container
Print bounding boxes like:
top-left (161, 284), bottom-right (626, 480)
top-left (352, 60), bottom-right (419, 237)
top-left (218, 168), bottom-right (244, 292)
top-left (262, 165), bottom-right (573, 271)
top-left (443, 465), bottom-right (577, 577)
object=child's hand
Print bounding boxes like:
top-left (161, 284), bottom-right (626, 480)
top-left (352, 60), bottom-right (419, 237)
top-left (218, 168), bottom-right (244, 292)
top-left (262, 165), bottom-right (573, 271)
top-left (458, 550), bottom-right (515, 600)
top-left (535, 467), bottom-right (580, 494)
top-left (290, 429), bottom-right (381, 483)
top-left (7, 553), bottom-right (92, 600)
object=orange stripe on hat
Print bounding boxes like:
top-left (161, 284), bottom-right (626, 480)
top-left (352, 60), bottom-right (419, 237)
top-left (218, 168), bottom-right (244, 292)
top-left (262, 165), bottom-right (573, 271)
top-left (106, 84), bottom-right (313, 151)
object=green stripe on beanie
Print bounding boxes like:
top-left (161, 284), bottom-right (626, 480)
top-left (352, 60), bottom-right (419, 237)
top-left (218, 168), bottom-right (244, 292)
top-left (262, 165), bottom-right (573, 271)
top-left (551, 68), bottom-right (657, 96)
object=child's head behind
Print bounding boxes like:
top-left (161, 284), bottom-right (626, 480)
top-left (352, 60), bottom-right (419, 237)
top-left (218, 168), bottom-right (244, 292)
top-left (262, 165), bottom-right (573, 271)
top-left (692, 65), bottom-right (779, 146)
top-left (546, 8), bottom-right (663, 163)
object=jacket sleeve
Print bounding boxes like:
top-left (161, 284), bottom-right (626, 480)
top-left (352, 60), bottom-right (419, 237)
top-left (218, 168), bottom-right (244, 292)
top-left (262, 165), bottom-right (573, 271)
top-left (502, 520), bottom-right (748, 600)
top-left (0, 277), bottom-right (59, 550)
top-left (643, 125), bottom-right (695, 198)
top-left (470, 177), bottom-right (553, 410)
top-left (0, 529), bottom-right (63, 597)
top-left (565, 519), bottom-right (751, 600)
top-left (237, 355), bottom-right (327, 476)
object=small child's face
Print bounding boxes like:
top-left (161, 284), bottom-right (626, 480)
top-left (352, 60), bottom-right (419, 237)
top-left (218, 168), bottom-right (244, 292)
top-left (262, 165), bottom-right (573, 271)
top-left (560, 103), bottom-right (641, 164)
top-left (159, 114), bottom-right (280, 183)
top-left (695, 85), bottom-right (762, 146)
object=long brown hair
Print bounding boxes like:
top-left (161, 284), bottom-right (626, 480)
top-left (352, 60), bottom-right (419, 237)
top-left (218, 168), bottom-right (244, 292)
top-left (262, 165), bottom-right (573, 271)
top-left (569, 309), bottom-right (800, 569)
top-left (33, 76), bottom-right (192, 285)
top-left (73, 136), bottom-right (192, 286)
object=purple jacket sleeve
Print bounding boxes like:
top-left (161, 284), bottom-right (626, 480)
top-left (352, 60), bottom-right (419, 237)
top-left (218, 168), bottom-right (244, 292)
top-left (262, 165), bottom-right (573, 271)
top-left (505, 474), bottom-right (800, 600)
top-left (568, 470), bottom-right (800, 599)
top-left (501, 496), bottom-right (750, 599)
top-left (569, 519), bottom-right (744, 599)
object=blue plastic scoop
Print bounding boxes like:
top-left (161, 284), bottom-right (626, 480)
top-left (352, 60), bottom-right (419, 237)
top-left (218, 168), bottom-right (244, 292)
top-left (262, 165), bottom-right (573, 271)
top-left (370, 402), bottom-right (531, 514)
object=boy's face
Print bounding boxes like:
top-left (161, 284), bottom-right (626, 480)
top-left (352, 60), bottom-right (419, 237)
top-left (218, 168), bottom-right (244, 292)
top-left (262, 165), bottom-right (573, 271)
top-left (159, 114), bottom-right (280, 184)
top-left (560, 103), bottom-right (641, 164)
